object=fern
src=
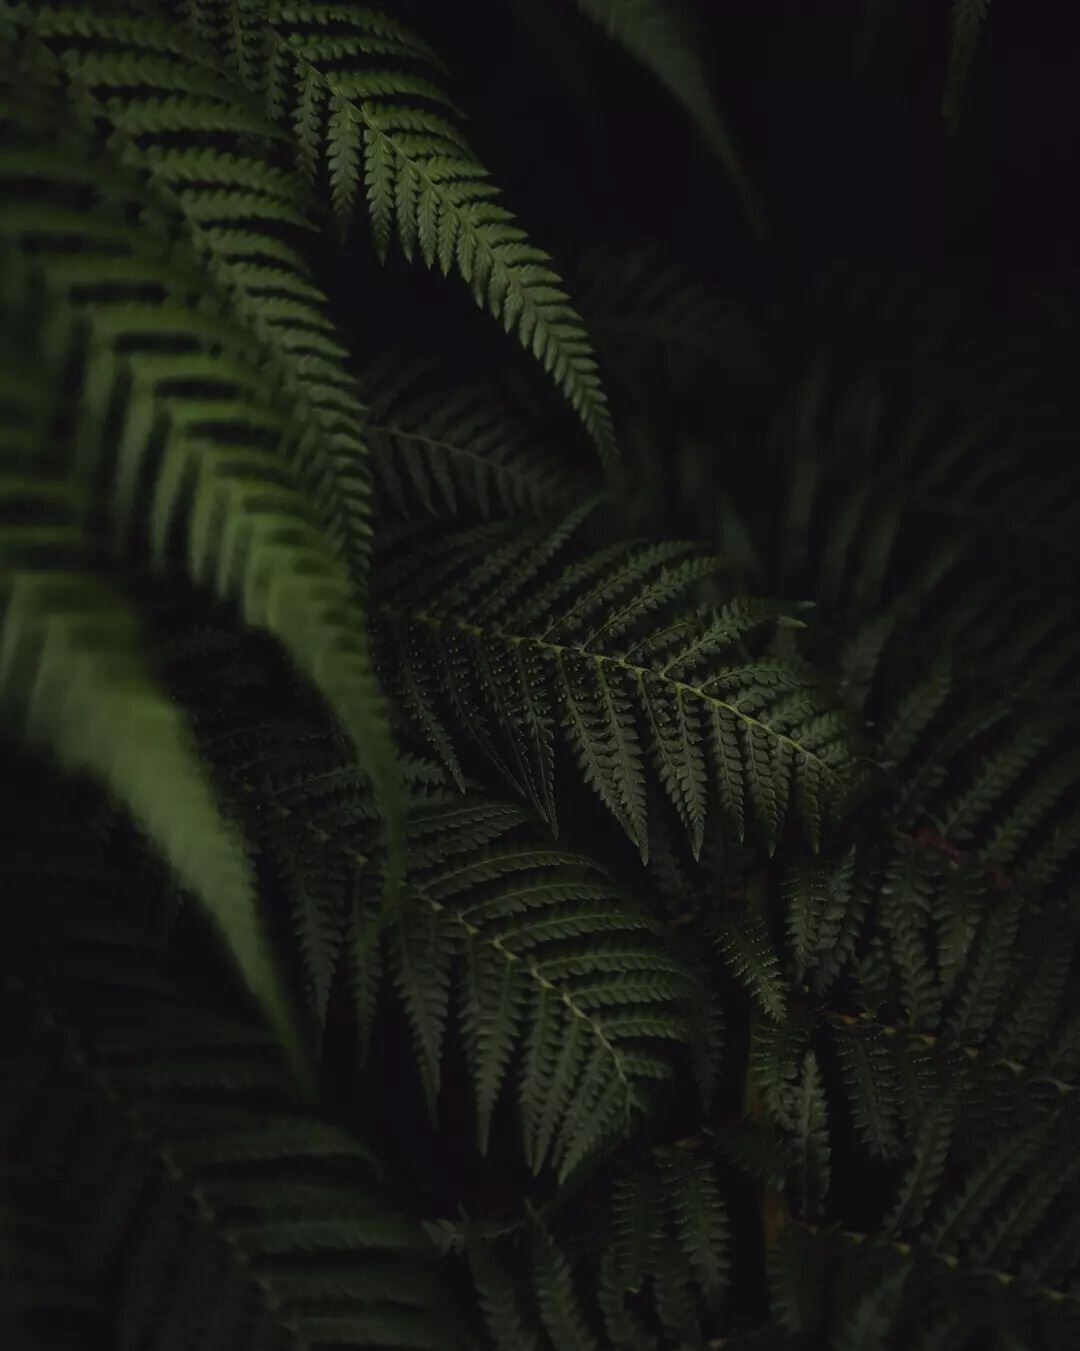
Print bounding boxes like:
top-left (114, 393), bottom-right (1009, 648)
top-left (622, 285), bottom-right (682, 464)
top-left (380, 785), bottom-right (698, 1181)
top-left (943, 0), bottom-right (991, 133)
top-left (153, 630), bottom-right (699, 1183)
top-left (3, 4), bottom-right (1079, 1348)
top-left (175, 0), bottom-right (617, 469)
top-left (0, 814), bottom-right (465, 1351)
top-left (0, 247), bottom-right (307, 1070)
top-left (376, 511), bottom-right (860, 863)
top-left (0, 9), bottom-right (405, 891)
top-left (572, 0), bottom-right (762, 236)
top-left (359, 355), bottom-right (587, 522)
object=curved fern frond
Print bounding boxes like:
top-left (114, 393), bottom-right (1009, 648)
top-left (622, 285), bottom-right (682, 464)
top-left (374, 786), bottom-right (698, 1182)
top-left (714, 910), bottom-right (788, 1022)
top-left (0, 255), bottom-right (304, 1073)
top-left (181, 0), bottom-right (617, 469)
top-left (573, 0), bottom-right (763, 236)
top-left (943, 0), bottom-right (991, 134)
top-left (359, 356), bottom-right (588, 522)
top-left (375, 514), bottom-right (862, 862)
top-left (19, 0), bottom-right (377, 597)
top-left (0, 841), bottom-right (465, 1351)
top-left (0, 54), bottom-right (404, 891)
top-left (153, 631), bottom-right (698, 1185)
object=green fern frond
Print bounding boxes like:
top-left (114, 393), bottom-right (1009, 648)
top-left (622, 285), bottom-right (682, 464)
top-left (376, 515), bottom-right (860, 863)
top-left (466, 1231), bottom-right (545, 1351)
top-left (0, 54), bottom-right (404, 895)
top-left (333, 784), bottom-right (699, 1181)
top-left (655, 1145), bottom-right (730, 1311)
top-left (532, 1226), bottom-right (601, 1351)
top-left (714, 910), bottom-right (788, 1021)
top-left (360, 356), bottom-right (587, 522)
top-left (887, 1090), bottom-right (958, 1233)
top-left (0, 866), bottom-right (465, 1351)
top-left (20, 1), bottom-right (378, 596)
top-left (572, 0), bottom-right (762, 236)
top-left (723, 1122), bottom-right (796, 1192)
top-left (832, 1263), bottom-right (910, 1351)
top-left (942, 0), bottom-right (991, 134)
top-left (577, 245), bottom-right (763, 376)
top-left (0, 255), bottom-right (305, 1075)
top-left (834, 1022), bottom-right (905, 1159)
top-left (749, 1012), bottom-right (812, 1132)
top-left (780, 847), bottom-right (865, 996)
top-left (608, 1166), bottom-right (665, 1294)
top-left (187, 0), bottom-right (617, 470)
top-left (879, 841), bottom-right (945, 1030)
top-left (767, 1222), bottom-right (824, 1335)
top-left (792, 1049), bottom-right (831, 1221)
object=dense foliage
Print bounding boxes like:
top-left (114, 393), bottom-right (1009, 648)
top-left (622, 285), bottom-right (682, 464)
top-left (4, 2), bottom-right (1080, 1348)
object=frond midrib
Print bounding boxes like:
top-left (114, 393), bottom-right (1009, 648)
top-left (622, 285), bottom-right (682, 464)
top-left (385, 604), bottom-right (843, 776)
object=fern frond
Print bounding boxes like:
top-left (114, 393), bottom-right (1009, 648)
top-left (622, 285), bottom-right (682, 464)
top-left (767, 1223), bottom-right (824, 1336)
top-left (572, 0), bottom-right (762, 235)
top-left (21, 1), bottom-right (377, 597)
top-left (792, 1049), bottom-right (831, 1221)
top-left (714, 910), bottom-right (788, 1021)
top-left (360, 356), bottom-right (587, 521)
top-left (877, 839), bottom-right (945, 1030)
top-left (0, 54), bottom-right (404, 892)
top-left (655, 1146), bottom-right (730, 1311)
top-left (0, 253), bottom-right (304, 1073)
top-left (887, 1091), bottom-right (958, 1233)
top-left (943, 0), bottom-right (991, 134)
top-left (834, 1022), bottom-right (905, 1160)
top-left (532, 1226), bottom-right (601, 1351)
top-left (1, 861), bottom-right (465, 1351)
top-left (349, 785), bottom-right (698, 1181)
top-left (832, 1263), bottom-right (910, 1351)
top-left (577, 245), bottom-right (762, 372)
top-left (376, 515), bottom-right (860, 862)
top-left (194, 0), bottom-right (617, 469)
top-left (466, 1232), bottom-right (545, 1351)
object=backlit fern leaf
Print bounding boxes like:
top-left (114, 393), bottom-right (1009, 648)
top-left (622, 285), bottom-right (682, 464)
top-left (188, 0), bottom-right (617, 470)
top-left (376, 513), bottom-right (861, 863)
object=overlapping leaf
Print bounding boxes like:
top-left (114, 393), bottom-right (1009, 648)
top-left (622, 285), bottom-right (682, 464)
top-left (375, 511), bottom-right (861, 864)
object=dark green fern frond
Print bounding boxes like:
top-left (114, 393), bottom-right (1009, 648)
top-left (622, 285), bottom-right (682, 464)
top-left (714, 910), bottom-right (789, 1022)
top-left (178, 0), bottom-right (617, 470)
top-left (153, 630), bottom-right (700, 1184)
top-left (19, 0), bottom-right (378, 598)
top-left (943, 0), bottom-right (991, 134)
top-left (0, 52), bottom-right (404, 893)
top-left (572, 0), bottom-right (763, 236)
top-left (0, 832), bottom-right (466, 1351)
top-left (467, 1145), bottom-right (731, 1351)
top-left (375, 513), bottom-right (862, 863)
top-left (577, 245), bottom-right (764, 380)
top-left (0, 252), bottom-right (305, 1073)
top-left (371, 785), bottom-right (698, 1182)
top-left (359, 355), bottom-right (588, 522)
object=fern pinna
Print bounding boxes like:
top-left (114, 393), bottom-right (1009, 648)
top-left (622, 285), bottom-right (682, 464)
top-left (3, 2), bottom-right (1079, 1350)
